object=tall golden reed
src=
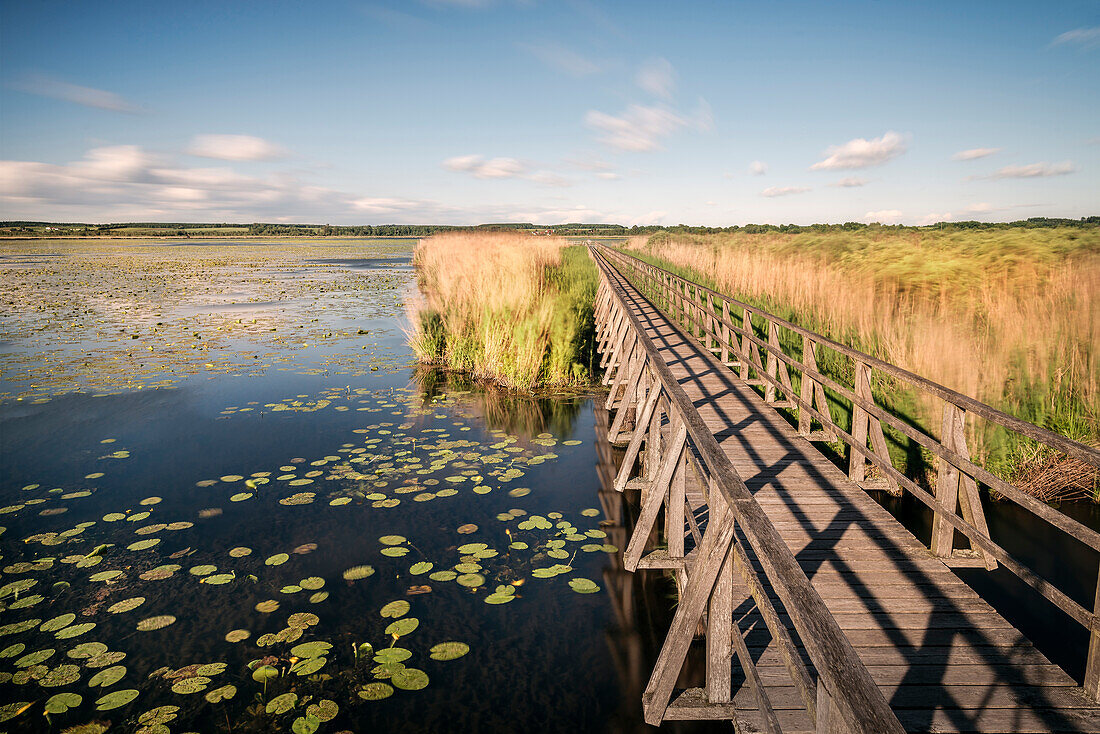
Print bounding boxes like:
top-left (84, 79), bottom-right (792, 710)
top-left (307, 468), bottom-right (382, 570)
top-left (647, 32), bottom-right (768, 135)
top-left (630, 228), bottom-right (1099, 460)
top-left (410, 232), bottom-right (595, 390)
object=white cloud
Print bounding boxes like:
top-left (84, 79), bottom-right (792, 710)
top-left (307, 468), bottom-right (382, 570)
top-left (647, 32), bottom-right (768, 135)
top-left (585, 105), bottom-right (686, 152)
top-left (864, 209), bottom-right (903, 223)
top-left (0, 145), bottom-right (437, 223)
top-left (596, 172), bottom-right (620, 180)
top-left (443, 155), bottom-right (526, 179)
top-left (761, 186), bottom-right (810, 197)
top-left (188, 135), bottom-right (286, 161)
top-left (810, 131), bottom-right (907, 170)
top-left (917, 212), bottom-right (953, 225)
top-left (832, 177), bottom-right (866, 187)
top-left (10, 73), bottom-right (143, 113)
top-left (522, 42), bottom-right (601, 76)
top-left (963, 202), bottom-right (994, 213)
top-left (1052, 26), bottom-right (1100, 48)
top-left (636, 58), bottom-right (675, 99)
top-left (748, 161), bottom-right (767, 176)
top-left (990, 161), bottom-right (1075, 178)
top-left (626, 210), bottom-right (668, 226)
top-left (952, 147), bottom-right (1001, 161)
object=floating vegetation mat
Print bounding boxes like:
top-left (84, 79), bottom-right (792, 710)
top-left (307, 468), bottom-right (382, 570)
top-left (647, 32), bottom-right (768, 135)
top-left (0, 242), bottom-right (626, 733)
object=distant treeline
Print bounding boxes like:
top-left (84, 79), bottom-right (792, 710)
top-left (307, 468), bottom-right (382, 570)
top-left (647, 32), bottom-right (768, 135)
top-left (2, 216), bottom-right (1097, 238)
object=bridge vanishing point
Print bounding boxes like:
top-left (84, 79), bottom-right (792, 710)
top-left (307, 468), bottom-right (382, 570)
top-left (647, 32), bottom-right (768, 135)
top-left (588, 244), bottom-right (1100, 733)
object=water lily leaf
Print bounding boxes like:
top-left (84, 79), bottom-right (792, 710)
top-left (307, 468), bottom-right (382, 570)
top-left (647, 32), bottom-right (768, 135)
top-left (203, 573), bottom-right (235, 585)
top-left (372, 647), bottom-right (411, 664)
top-left (88, 664), bottom-right (126, 687)
top-left (86, 651), bottom-right (126, 668)
top-left (380, 600), bottom-right (410, 618)
top-left (380, 546), bottom-right (408, 557)
top-left (292, 715), bottom-right (321, 734)
top-left (254, 600), bottom-right (279, 613)
top-left (16, 648), bottom-right (55, 667)
top-left (484, 592), bottom-right (515, 604)
top-left (341, 565), bottom-right (374, 581)
top-left (299, 577), bottom-right (324, 590)
top-left (290, 656), bottom-right (326, 676)
top-left (290, 641), bottom-right (332, 659)
top-left (456, 524), bottom-right (478, 534)
top-left (457, 542), bottom-right (488, 554)
top-left (196, 662), bottom-right (227, 676)
top-left (409, 561), bottom-right (433, 575)
top-left (266, 692), bottom-right (297, 715)
top-left (40, 613), bottom-right (76, 632)
top-left (358, 682), bottom-right (393, 700)
top-left (265, 553), bottom-right (289, 566)
top-left (429, 642), bottom-right (469, 661)
top-left (428, 570), bottom-right (457, 582)
top-left (205, 684), bottom-right (237, 703)
top-left (385, 617), bottom-right (419, 636)
top-left (67, 641), bottom-right (108, 659)
top-left (137, 705), bottom-right (179, 725)
top-left (0, 643), bottom-right (25, 658)
top-left (309, 591), bottom-right (328, 603)
top-left (228, 546), bottom-right (252, 557)
top-left (95, 688), bottom-right (139, 710)
top-left (45, 692), bottom-right (82, 714)
top-left (305, 699), bottom-right (338, 722)
top-left (251, 665), bottom-right (279, 683)
top-left (107, 597), bottom-right (145, 614)
top-left (189, 565), bottom-right (217, 576)
top-left (391, 667), bottom-right (429, 691)
top-left (224, 629), bottom-right (250, 643)
top-left (56, 622), bottom-right (96, 639)
top-left (136, 615), bottom-right (176, 631)
top-left (456, 573), bottom-right (485, 588)
top-left (378, 535), bottom-right (406, 545)
top-left (127, 538), bottom-right (161, 551)
top-left (568, 577), bottom-right (601, 594)
top-left (88, 570), bottom-right (123, 582)
top-left (287, 612), bottom-right (319, 629)
top-left (172, 675), bottom-right (211, 694)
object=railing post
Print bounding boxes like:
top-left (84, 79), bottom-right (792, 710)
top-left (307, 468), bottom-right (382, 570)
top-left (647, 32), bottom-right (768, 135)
top-left (720, 300), bottom-right (731, 365)
top-left (931, 403), bottom-right (996, 569)
top-left (1086, 569), bottom-right (1100, 701)
top-left (816, 678), bottom-right (845, 734)
top-left (739, 310), bottom-right (752, 381)
top-left (848, 361), bottom-right (872, 483)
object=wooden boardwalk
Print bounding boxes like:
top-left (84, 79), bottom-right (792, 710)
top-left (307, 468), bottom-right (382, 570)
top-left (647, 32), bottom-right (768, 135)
top-left (589, 245), bottom-right (1100, 733)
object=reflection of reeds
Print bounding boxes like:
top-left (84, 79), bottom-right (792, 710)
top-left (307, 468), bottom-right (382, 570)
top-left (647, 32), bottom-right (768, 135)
top-left (411, 233), bottom-right (598, 390)
top-left (629, 228), bottom-right (1099, 497)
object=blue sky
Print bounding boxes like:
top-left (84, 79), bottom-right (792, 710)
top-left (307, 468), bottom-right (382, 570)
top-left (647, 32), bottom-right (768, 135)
top-left (1, 0), bottom-right (1097, 225)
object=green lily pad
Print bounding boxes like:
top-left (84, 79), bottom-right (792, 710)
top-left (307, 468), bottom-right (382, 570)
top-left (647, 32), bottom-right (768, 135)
top-left (171, 675), bottom-right (211, 694)
top-left (224, 629), bottom-right (250, 643)
top-left (0, 702), bottom-right (32, 723)
top-left (299, 576), bottom-right (325, 590)
top-left (88, 664), bottom-right (126, 687)
top-left (568, 577), bottom-right (601, 594)
top-left (428, 570), bottom-right (457, 582)
top-left (189, 565), bottom-right (217, 576)
top-left (136, 615), bottom-right (176, 631)
top-left (380, 546), bottom-right (409, 557)
top-left (409, 561), bottom-right (433, 575)
top-left (357, 682), bottom-right (393, 700)
top-left (265, 553), bottom-right (289, 566)
top-left (290, 641), bottom-right (332, 658)
top-left (290, 656), bottom-right (327, 676)
top-left (456, 573), bottom-right (485, 588)
top-left (40, 613), bottom-right (76, 632)
top-left (95, 688), bottom-right (139, 710)
top-left (88, 570), bottom-right (123, 582)
top-left (287, 612), bottom-right (319, 629)
top-left (251, 665), bottom-right (279, 683)
top-left (380, 600), bottom-right (410, 618)
top-left (107, 597), bottom-right (145, 614)
top-left (68, 641), bottom-right (108, 659)
top-left (44, 692), bottom-right (82, 714)
top-left (292, 715), bottom-right (321, 734)
top-left (342, 565), bottom-right (375, 581)
top-left (372, 647), bottom-right (411, 663)
top-left (205, 684), bottom-right (237, 703)
top-left (0, 643), bottom-right (25, 658)
top-left (385, 617), bottom-right (419, 637)
top-left (391, 667), bottom-right (429, 690)
top-left (203, 573), bottom-right (235, 585)
top-left (266, 692), bottom-right (298, 715)
top-left (378, 535), bottom-right (406, 545)
top-left (127, 538), bottom-right (161, 551)
top-left (137, 705), bottom-right (180, 725)
top-left (228, 546), bottom-right (252, 557)
top-left (16, 648), bottom-right (55, 667)
top-left (56, 622), bottom-right (96, 639)
top-left (254, 600), bottom-right (279, 613)
top-left (429, 641), bottom-right (470, 661)
top-left (305, 699), bottom-right (338, 722)
top-left (196, 662), bottom-right (227, 676)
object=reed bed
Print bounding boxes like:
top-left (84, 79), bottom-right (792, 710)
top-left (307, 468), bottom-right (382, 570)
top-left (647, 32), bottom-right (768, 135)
top-left (411, 232), bottom-right (598, 390)
top-left (628, 227), bottom-right (1099, 497)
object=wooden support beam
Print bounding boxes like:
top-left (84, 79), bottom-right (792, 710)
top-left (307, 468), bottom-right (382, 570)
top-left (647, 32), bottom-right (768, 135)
top-left (613, 376), bottom-right (662, 492)
top-left (798, 335), bottom-right (837, 441)
top-left (624, 424), bottom-right (687, 571)
top-left (1085, 566), bottom-right (1100, 701)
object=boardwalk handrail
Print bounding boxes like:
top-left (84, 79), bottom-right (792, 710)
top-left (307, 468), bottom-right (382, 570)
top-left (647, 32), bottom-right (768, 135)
top-left (594, 243), bottom-right (1100, 699)
top-left (590, 246), bottom-right (906, 732)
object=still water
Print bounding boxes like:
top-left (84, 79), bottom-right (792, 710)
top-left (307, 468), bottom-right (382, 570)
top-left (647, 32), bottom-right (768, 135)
top-left (0, 240), bottom-right (716, 734)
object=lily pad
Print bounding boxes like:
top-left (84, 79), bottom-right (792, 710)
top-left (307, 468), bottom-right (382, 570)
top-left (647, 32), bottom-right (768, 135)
top-left (568, 577), bottom-right (601, 594)
top-left (292, 715), bottom-right (321, 734)
top-left (107, 597), bottom-right (145, 614)
top-left (299, 576), bottom-right (325, 590)
top-left (385, 617), bottom-right (419, 637)
top-left (171, 675), bottom-right (211, 694)
top-left (372, 647), bottom-right (411, 663)
top-left (358, 682), bottom-right (393, 700)
top-left (342, 565), bottom-right (375, 581)
top-left (391, 667), bottom-right (429, 690)
top-left (378, 535), bottom-right (406, 545)
top-left (40, 613), bottom-right (76, 632)
top-left (428, 570), bottom-right (457, 582)
top-left (88, 664), bottom-right (126, 687)
top-left (290, 656), bottom-right (327, 676)
top-left (224, 629), bottom-right (250, 643)
top-left (251, 665), bottom-right (279, 683)
top-left (45, 692), bottom-right (82, 714)
top-left (380, 600), bottom-right (410, 618)
top-left (95, 688), bottom-right (139, 710)
top-left (254, 600), bottom-right (280, 613)
top-left (380, 546), bottom-right (408, 557)
top-left (410, 561), bottom-right (433, 575)
top-left (456, 573), bottom-right (485, 588)
top-left (265, 553), bottom-right (289, 566)
top-left (68, 641), bottom-right (108, 659)
top-left (136, 615), bottom-right (176, 632)
top-left (56, 622), bottom-right (96, 639)
top-left (290, 641), bottom-right (332, 659)
top-left (429, 641), bottom-right (470, 661)
top-left (205, 684), bottom-right (237, 703)
top-left (266, 692), bottom-right (298, 715)
top-left (306, 699), bottom-right (338, 722)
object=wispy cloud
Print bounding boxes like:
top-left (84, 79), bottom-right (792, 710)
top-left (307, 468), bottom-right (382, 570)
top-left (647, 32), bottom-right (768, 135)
top-left (832, 177), bottom-right (866, 187)
top-left (188, 135), bottom-right (287, 161)
top-left (10, 73), bottom-right (143, 113)
top-left (952, 147), bottom-right (1001, 161)
top-left (989, 161), bottom-right (1075, 179)
top-left (0, 144), bottom-right (438, 222)
top-left (636, 58), bottom-right (675, 99)
top-left (443, 154), bottom-right (526, 179)
top-left (521, 42), bottom-right (601, 76)
top-left (761, 186), bottom-right (810, 197)
top-left (585, 105), bottom-right (686, 152)
top-left (864, 209), bottom-right (903, 223)
top-left (747, 161), bottom-right (767, 176)
top-left (1052, 26), bottom-right (1100, 49)
top-left (810, 131), bottom-right (907, 170)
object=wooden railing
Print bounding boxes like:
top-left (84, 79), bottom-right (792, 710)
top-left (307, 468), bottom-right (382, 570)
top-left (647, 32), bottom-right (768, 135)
top-left (594, 244), bottom-right (1100, 701)
top-left (591, 246), bottom-right (907, 732)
